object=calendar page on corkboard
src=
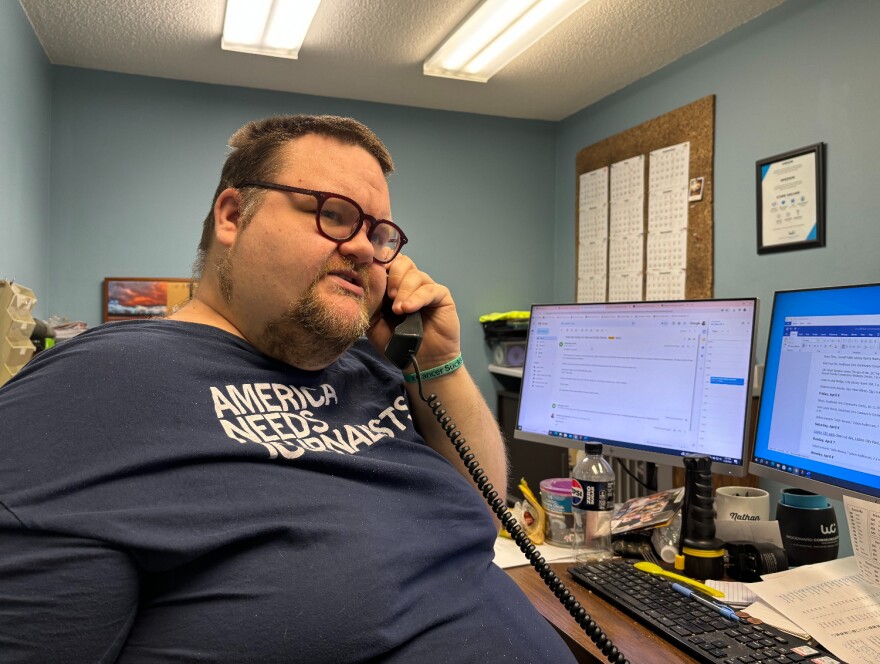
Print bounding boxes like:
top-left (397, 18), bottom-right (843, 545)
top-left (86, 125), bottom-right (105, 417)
top-left (575, 95), bottom-right (715, 302)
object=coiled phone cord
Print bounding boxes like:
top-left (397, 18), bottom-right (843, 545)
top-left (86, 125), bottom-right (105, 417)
top-left (409, 354), bottom-right (630, 664)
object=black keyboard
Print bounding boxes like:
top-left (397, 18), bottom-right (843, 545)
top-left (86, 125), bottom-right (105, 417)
top-left (568, 560), bottom-right (840, 664)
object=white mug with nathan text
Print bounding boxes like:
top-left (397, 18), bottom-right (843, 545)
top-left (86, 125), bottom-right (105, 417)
top-left (714, 486), bottom-right (770, 522)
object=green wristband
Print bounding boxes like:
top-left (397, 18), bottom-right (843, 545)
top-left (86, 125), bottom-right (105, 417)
top-left (403, 354), bottom-right (464, 383)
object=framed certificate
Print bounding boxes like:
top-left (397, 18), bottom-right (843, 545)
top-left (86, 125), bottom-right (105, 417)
top-left (756, 143), bottom-right (825, 254)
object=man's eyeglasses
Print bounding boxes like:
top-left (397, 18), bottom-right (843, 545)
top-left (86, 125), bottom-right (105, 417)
top-left (237, 180), bottom-right (407, 264)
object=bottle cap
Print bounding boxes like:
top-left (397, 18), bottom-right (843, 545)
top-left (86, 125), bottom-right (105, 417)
top-left (584, 442), bottom-right (603, 455)
top-left (660, 544), bottom-right (678, 564)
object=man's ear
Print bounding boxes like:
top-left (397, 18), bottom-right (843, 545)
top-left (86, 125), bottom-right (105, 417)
top-left (214, 187), bottom-right (242, 248)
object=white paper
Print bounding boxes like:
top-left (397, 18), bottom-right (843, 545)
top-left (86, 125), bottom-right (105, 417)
top-left (607, 156), bottom-right (645, 302)
top-left (608, 155), bottom-right (645, 302)
top-left (843, 495), bottom-right (880, 587)
top-left (648, 142), bottom-right (689, 232)
top-left (492, 536), bottom-right (576, 569)
top-left (646, 227), bottom-right (688, 272)
top-left (645, 269), bottom-right (686, 301)
top-left (578, 238), bottom-right (608, 273)
top-left (751, 557), bottom-right (880, 664)
top-left (649, 142), bottom-right (690, 192)
top-left (714, 520), bottom-right (784, 548)
top-left (608, 271), bottom-right (643, 303)
top-left (577, 273), bottom-right (606, 303)
top-left (742, 601), bottom-right (811, 640)
top-left (705, 579), bottom-right (759, 607)
top-left (610, 204), bottom-right (645, 237)
top-left (579, 168), bottom-right (609, 243)
top-left (577, 168), bottom-right (609, 302)
top-left (610, 155), bottom-right (644, 225)
top-left (646, 142), bottom-right (689, 300)
top-left (609, 233), bottom-right (644, 275)
top-left (608, 231), bottom-right (644, 302)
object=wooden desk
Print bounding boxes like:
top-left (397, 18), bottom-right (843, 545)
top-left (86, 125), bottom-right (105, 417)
top-left (506, 562), bottom-right (699, 663)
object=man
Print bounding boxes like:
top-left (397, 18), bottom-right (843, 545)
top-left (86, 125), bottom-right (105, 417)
top-left (0, 115), bottom-right (577, 662)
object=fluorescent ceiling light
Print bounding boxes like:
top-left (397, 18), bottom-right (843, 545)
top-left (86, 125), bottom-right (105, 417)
top-left (424, 0), bottom-right (590, 83)
top-left (222, 0), bottom-right (321, 59)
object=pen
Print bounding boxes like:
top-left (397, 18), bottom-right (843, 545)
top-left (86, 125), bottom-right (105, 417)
top-left (671, 583), bottom-right (742, 622)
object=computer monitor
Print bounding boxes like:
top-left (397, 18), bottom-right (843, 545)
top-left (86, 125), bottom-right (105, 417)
top-left (514, 298), bottom-right (758, 477)
top-left (750, 283), bottom-right (880, 503)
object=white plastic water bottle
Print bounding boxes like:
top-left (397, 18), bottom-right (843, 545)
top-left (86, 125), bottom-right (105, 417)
top-left (571, 442), bottom-right (615, 563)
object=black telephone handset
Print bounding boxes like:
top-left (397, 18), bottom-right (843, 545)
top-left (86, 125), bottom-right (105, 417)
top-left (382, 299), bottom-right (627, 663)
top-left (382, 296), bottom-right (423, 370)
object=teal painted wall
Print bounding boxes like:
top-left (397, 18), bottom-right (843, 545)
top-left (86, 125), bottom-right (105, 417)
top-left (6, 0), bottom-right (877, 556)
top-left (47, 68), bottom-right (556, 404)
top-left (0, 0), bottom-right (52, 316)
top-left (554, 0), bottom-right (880, 555)
top-left (555, 0), bottom-right (880, 360)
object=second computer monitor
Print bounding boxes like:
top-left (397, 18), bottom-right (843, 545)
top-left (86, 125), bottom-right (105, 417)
top-left (514, 298), bottom-right (758, 476)
top-left (750, 283), bottom-right (880, 502)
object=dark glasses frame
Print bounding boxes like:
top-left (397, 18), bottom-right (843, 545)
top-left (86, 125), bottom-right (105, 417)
top-left (237, 180), bottom-right (407, 264)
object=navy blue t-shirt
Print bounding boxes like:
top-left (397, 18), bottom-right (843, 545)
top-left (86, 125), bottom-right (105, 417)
top-left (0, 320), bottom-right (575, 663)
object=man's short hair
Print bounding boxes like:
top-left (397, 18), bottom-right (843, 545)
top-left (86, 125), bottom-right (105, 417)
top-left (194, 114), bottom-right (395, 279)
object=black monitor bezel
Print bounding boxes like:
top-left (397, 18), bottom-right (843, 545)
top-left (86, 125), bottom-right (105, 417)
top-left (748, 283), bottom-right (880, 503)
top-left (513, 297), bottom-right (759, 477)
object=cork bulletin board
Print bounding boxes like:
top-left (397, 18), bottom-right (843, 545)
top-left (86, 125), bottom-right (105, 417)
top-left (575, 95), bottom-right (715, 300)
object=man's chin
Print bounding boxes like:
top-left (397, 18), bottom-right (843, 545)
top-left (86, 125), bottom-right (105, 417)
top-left (318, 290), bottom-right (370, 328)
top-left (258, 278), bottom-right (372, 368)
top-left (262, 313), bottom-right (363, 369)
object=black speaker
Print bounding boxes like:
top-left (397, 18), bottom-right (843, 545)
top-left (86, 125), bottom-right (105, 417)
top-left (724, 541), bottom-right (788, 581)
top-left (492, 340), bottom-right (526, 367)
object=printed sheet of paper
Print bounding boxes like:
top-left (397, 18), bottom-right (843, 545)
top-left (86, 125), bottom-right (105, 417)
top-left (646, 227), bottom-right (688, 272)
top-left (844, 495), bottom-right (880, 587)
top-left (493, 536), bottom-right (575, 569)
top-left (742, 602), bottom-right (810, 640)
top-left (751, 557), bottom-right (880, 664)
top-left (577, 167), bottom-right (609, 302)
top-left (577, 271), bottom-right (607, 304)
top-left (646, 142), bottom-right (689, 299)
top-left (609, 231), bottom-right (644, 275)
top-left (705, 580), bottom-right (759, 608)
top-left (608, 155), bottom-right (644, 301)
top-left (645, 269), bottom-right (686, 301)
top-left (608, 270), bottom-right (643, 303)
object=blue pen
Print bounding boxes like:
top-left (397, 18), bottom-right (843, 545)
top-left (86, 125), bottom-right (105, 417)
top-left (671, 583), bottom-right (741, 622)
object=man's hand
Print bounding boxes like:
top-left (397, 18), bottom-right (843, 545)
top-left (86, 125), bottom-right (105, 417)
top-left (367, 255), bottom-right (460, 370)
top-left (367, 255), bottom-right (507, 520)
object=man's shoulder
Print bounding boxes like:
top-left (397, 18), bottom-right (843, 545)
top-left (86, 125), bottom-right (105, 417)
top-left (5, 320), bottom-right (245, 386)
top-left (49, 319), bottom-right (241, 353)
top-left (78, 318), bottom-right (230, 341)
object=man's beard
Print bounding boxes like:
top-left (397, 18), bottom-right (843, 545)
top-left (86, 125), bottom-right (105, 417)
top-left (218, 252), bottom-right (372, 367)
top-left (264, 272), bottom-right (372, 367)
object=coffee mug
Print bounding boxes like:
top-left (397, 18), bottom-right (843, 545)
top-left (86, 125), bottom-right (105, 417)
top-left (775, 489), bottom-right (839, 566)
top-left (714, 486), bottom-right (770, 522)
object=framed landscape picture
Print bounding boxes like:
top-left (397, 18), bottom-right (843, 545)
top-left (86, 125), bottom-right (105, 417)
top-left (103, 277), bottom-right (196, 322)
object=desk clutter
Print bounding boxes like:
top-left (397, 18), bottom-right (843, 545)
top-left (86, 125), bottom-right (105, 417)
top-left (0, 281), bottom-right (89, 389)
top-left (0, 280), bottom-right (38, 387)
top-left (568, 560), bottom-right (840, 664)
top-left (479, 310), bottom-right (528, 367)
top-left (496, 454), bottom-right (880, 663)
